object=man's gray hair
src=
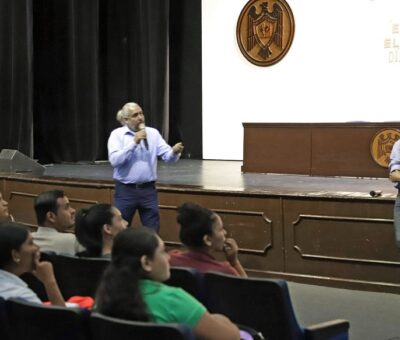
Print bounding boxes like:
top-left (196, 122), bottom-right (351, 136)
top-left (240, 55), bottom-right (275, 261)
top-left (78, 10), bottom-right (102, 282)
top-left (116, 102), bottom-right (141, 125)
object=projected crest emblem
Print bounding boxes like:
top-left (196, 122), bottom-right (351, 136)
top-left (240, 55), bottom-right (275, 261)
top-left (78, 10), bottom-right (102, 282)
top-left (370, 128), bottom-right (400, 168)
top-left (237, 0), bottom-right (295, 66)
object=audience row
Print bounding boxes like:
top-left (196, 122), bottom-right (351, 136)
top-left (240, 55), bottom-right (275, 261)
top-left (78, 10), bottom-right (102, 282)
top-left (0, 189), bottom-right (249, 339)
top-left (0, 190), bottom-right (246, 277)
top-left (0, 222), bottom-right (243, 339)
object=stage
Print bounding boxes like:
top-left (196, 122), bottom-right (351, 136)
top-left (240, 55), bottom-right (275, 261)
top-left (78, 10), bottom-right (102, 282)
top-left (42, 159), bottom-right (398, 199)
top-left (1, 159), bottom-right (399, 293)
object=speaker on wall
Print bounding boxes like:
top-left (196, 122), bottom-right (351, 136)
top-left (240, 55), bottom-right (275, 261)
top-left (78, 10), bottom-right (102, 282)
top-left (0, 149), bottom-right (45, 176)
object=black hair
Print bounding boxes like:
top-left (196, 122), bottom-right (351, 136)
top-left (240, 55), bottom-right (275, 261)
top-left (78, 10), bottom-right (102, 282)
top-left (95, 227), bottom-right (159, 321)
top-left (75, 204), bottom-right (114, 257)
top-left (176, 202), bottom-right (218, 248)
top-left (0, 221), bottom-right (29, 269)
top-left (33, 190), bottom-right (65, 225)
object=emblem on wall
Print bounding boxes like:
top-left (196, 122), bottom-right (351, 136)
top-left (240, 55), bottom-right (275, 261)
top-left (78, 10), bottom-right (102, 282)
top-left (370, 128), bottom-right (400, 168)
top-left (236, 0), bottom-right (295, 66)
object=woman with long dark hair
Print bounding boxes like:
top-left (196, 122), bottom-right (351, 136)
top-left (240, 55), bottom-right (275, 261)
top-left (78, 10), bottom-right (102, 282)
top-left (75, 203), bottom-right (127, 258)
top-left (0, 221), bottom-right (65, 306)
top-left (96, 227), bottom-right (240, 339)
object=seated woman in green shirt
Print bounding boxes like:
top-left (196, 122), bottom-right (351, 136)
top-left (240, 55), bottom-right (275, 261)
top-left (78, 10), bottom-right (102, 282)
top-left (95, 227), bottom-right (240, 340)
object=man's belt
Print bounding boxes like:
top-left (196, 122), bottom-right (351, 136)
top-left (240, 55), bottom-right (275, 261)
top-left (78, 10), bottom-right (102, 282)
top-left (124, 181), bottom-right (155, 189)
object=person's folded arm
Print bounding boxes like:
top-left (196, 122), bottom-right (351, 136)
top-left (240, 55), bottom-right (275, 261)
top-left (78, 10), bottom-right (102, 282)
top-left (33, 260), bottom-right (65, 307)
top-left (193, 312), bottom-right (240, 340)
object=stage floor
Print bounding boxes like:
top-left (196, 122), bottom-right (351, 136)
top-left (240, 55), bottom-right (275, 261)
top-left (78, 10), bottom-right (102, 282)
top-left (42, 159), bottom-right (398, 200)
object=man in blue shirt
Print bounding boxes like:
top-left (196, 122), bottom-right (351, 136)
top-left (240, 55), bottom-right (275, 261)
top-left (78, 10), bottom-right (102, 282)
top-left (389, 139), bottom-right (400, 248)
top-left (108, 102), bottom-right (184, 232)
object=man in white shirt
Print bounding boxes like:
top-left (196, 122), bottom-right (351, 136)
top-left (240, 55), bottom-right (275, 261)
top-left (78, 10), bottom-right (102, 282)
top-left (108, 102), bottom-right (184, 232)
top-left (32, 190), bottom-right (82, 255)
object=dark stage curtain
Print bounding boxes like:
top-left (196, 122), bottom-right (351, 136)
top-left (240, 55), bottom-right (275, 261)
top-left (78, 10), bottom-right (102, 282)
top-left (100, 0), bottom-right (171, 146)
top-left (1, 0), bottom-right (202, 163)
top-left (34, 0), bottom-right (172, 163)
top-left (0, 0), bottom-right (33, 156)
top-left (169, 0), bottom-right (202, 159)
top-left (102, 0), bottom-right (203, 159)
top-left (33, 0), bottom-right (101, 163)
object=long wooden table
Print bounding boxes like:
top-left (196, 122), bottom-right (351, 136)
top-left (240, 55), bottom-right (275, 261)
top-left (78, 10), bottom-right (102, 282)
top-left (242, 122), bottom-right (400, 177)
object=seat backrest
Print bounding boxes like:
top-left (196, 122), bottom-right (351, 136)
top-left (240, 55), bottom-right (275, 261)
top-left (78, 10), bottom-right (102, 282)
top-left (165, 267), bottom-right (205, 302)
top-left (51, 255), bottom-right (110, 299)
top-left (203, 272), bottom-right (304, 340)
top-left (6, 298), bottom-right (89, 340)
top-left (90, 312), bottom-right (194, 340)
top-left (0, 297), bottom-right (10, 340)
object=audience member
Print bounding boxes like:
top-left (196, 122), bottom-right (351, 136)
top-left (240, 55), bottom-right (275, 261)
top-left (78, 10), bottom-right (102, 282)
top-left (95, 227), bottom-right (240, 340)
top-left (0, 221), bottom-right (65, 306)
top-left (75, 203), bottom-right (128, 258)
top-left (32, 190), bottom-right (82, 255)
top-left (169, 202), bottom-right (247, 277)
top-left (0, 191), bottom-right (14, 221)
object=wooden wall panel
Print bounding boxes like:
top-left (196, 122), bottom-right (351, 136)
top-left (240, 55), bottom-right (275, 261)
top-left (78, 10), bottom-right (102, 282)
top-left (2, 178), bottom-right (113, 229)
top-left (159, 204), bottom-right (181, 244)
top-left (293, 214), bottom-right (397, 263)
top-left (217, 210), bottom-right (272, 255)
top-left (8, 191), bottom-right (38, 228)
top-left (283, 198), bottom-right (400, 286)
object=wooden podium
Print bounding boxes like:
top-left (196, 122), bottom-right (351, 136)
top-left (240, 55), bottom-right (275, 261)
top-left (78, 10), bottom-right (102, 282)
top-left (242, 122), bottom-right (400, 178)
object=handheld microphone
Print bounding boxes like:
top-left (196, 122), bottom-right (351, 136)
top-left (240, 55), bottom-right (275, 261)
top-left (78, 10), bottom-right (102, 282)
top-left (138, 123), bottom-right (149, 150)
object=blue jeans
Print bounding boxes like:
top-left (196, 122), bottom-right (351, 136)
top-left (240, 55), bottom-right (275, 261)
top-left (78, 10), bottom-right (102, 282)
top-left (395, 195), bottom-right (400, 248)
top-left (114, 181), bottom-right (160, 232)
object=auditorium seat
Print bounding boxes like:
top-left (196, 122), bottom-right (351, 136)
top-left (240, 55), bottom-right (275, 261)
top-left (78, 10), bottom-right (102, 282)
top-left (0, 297), bottom-right (9, 340)
top-left (6, 297), bottom-right (89, 340)
top-left (203, 272), bottom-right (349, 340)
top-left (22, 253), bottom-right (110, 301)
top-left (165, 266), bottom-right (205, 301)
top-left (50, 254), bottom-right (110, 299)
top-left (165, 268), bottom-right (265, 339)
top-left (90, 312), bottom-right (194, 340)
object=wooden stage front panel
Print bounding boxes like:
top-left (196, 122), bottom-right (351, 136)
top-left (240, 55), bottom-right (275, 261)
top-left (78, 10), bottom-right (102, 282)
top-left (1, 174), bottom-right (399, 294)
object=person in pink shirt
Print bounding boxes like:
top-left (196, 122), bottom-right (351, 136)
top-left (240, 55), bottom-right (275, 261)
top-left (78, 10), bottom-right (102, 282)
top-left (169, 202), bottom-right (247, 277)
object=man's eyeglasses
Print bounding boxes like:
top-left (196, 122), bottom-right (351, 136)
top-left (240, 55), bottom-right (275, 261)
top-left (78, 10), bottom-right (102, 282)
top-left (127, 111), bottom-right (143, 118)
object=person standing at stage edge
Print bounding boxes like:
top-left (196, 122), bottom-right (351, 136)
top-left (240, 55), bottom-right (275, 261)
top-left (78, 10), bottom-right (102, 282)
top-left (389, 138), bottom-right (400, 249)
top-left (108, 102), bottom-right (184, 232)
